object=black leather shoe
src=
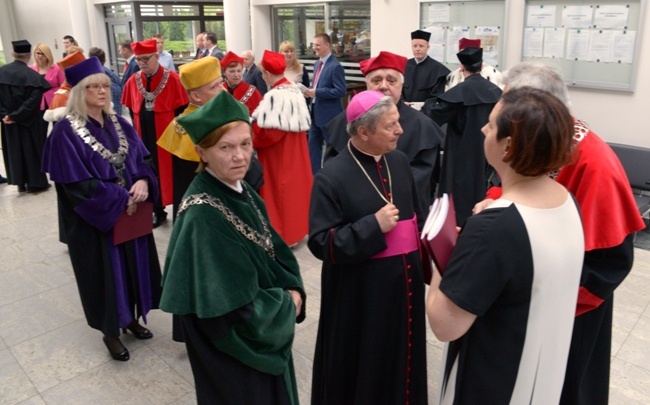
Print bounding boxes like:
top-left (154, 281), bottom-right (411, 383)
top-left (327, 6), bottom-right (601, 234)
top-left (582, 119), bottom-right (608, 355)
top-left (0, 176), bottom-right (7, 184)
top-left (103, 336), bottom-right (130, 361)
top-left (122, 321), bottom-right (153, 339)
top-left (153, 211), bottom-right (168, 228)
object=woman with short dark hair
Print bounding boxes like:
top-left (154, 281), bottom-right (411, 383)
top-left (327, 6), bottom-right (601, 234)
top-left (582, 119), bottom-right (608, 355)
top-left (427, 87), bottom-right (585, 403)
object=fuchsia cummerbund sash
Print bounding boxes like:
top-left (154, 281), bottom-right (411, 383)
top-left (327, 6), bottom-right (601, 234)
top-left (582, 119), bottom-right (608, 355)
top-left (372, 215), bottom-right (419, 259)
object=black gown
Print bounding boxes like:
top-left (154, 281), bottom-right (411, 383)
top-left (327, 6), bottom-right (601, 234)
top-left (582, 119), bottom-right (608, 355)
top-left (0, 60), bottom-right (51, 189)
top-left (309, 144), bottom-right (428, 405)
top-left (423, 74), bottom-right (502, 225)
top-left (402, 56), bottom-right (450, 102)
top-left (324, 99), bottom-right (444, 215)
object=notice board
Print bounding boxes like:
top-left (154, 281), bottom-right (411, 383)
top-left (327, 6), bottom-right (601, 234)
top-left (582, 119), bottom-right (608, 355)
top-left (524, 0), bottom-right (644, 91)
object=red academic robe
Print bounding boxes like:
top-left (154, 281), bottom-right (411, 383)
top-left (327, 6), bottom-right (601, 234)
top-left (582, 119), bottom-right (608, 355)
top-left (122, 68), bottom-right (189, 206)
top-left (252, 77), bottom-right (312, 245)
top-left (225, 81), bottom-right (263, 116)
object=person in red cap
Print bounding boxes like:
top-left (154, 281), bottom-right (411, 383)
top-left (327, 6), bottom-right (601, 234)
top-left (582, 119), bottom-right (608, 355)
top-left (221, 51), bottom-right (263, 116)
top-left (324, 51), bottom-right (444, 215)
top-left (445, 38), bottom-right (503, 90)
top-left (251, 50), bottom-right (312, 247)
top-left (423, 45), bottom-right (502, 225)
top-left (122, 38), bottom-right (189, 227)
top-left (403, 29), bottom-right (450, 103)
top-left (309, 90), bottom-right (428, 404)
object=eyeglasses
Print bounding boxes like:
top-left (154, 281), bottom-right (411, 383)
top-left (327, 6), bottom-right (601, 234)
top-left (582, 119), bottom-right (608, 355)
top-left (85, 84), bottom-right (110, 91)
top-left (35, 52), bottom-right (45, 56)
top-left (135, 54), bottom-right (156, 63)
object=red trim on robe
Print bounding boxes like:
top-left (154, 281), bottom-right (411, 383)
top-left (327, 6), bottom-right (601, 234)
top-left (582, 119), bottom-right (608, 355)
top-left (575, 286), bottom-right (605, 316)
top-left (122, 69), bottom-right (189, 206)
top-left (225, 81), bottom-right (263, 116)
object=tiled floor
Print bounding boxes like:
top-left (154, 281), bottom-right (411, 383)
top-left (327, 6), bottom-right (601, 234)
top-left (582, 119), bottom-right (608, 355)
top-left (1, 178), bottom-right (649, 405)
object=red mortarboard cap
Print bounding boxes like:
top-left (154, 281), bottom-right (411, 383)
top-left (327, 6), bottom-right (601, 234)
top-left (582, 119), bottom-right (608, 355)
top-left (411, 30), bottom-right (431, 42)
top-left (459, 38), bottom-right (481, 50)
top-left (56, 51), bottom-right (86, 71)
top-left (64, 56), bottom-right (105, 87)
top-left (220, 51), bottom-right (244, 71)
top-left (131, 39), bottom-right (157, 56)
top-left (261, 50), bottom-right (286, 75)
top-left (359, 51), bottom-right (407, 76)
top-left (346, 90), bottom-right (385, 123)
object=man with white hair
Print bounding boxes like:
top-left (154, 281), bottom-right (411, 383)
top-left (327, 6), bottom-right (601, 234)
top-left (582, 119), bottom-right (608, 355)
top-left (241, 50), bottom-right (267, 95)
top-left (122, 39), bottom-right (189, 227)
top-left (309, 90), bottom-right (428, 405)
top-left (324, 51), bottom-right (444, 215)
top-left (474, 61), bottom-right (645, 405)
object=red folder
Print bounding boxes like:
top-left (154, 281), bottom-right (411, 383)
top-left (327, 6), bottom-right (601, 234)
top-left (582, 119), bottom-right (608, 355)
top-left (113, 201), bottom-right (154, 245)
top-left (421, 194), bottom-right (457, 275)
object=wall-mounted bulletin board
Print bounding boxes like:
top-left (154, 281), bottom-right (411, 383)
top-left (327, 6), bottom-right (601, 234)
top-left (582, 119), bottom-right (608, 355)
top-left (524, 0), bottom-right (645, 91)
top-left (419, 0), bottom-right (507, 70)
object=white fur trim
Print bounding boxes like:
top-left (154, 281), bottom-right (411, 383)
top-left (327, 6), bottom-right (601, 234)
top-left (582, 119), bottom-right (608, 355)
top-left (252, 83), bottom-right (311, 132)
top-left (44, 107), bottom-right (66, 123)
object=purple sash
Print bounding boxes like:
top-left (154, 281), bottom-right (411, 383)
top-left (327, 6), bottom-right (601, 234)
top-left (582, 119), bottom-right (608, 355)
top-left (372, 215), bottom-right (419, 259)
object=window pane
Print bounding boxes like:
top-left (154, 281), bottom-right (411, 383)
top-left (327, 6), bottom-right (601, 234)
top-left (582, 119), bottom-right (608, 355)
top-left (104, 4), bottom-right (133, 19)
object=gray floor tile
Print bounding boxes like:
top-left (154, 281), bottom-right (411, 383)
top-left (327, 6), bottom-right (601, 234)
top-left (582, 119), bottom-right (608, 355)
top-left (40, 345), bottom-right (193, 405)
top-left (0, 349), bottom-right (38, 405)
top-left (616, 314), bottom-right (650, 371)
top-left (0, 259), bottom-right (75, 307)
top-left (610, 357), bottom-right (650, 404)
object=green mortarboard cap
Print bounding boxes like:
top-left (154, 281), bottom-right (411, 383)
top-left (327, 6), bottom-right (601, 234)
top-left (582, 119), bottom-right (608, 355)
top-left (176, 91), bottom-right (250, 144)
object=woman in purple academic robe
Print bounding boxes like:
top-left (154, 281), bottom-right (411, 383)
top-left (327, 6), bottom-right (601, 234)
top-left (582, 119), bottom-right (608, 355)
top-left (42, 57), bottom-right (162, 361)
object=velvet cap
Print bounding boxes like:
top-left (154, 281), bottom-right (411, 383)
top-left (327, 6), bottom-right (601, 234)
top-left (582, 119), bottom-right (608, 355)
top-left (359, 51), bottom-right (407, 76)
top-left (411, 30), bottom-right (431, 42)
top-left (457, 47), bottom-right (483, 66)
top-left (12, 40), bottom-right (31, 53)
top-left (56, 51), bottom-right (86, 71)
top-left (220, 51), bottom-right (244, 71)
top-left (459, 38), bottom-right (481, 50)
top-left (131, 39), bottom-right (157, 56)
top-left (346, 90), bottom-right (385, 123)
top-left (179, 57), bottom-right (222, 90)
top-left (176, 91), bottom-right (250, 144)
top-left (64, 56), bottom-right (105, 87)
top-left (261, 50), bottom-right (286, 75)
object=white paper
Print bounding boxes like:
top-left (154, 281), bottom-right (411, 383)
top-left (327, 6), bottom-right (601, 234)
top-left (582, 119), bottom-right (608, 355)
top-left (428, 44), bottom-right (446, 63)
top-left (611, 30), bottom-right (636, 63)
top-left (425, 26), bottom-right (446, 45)
top-left (562, 5), bottom-right (593, 29)
top-left (594, 5), bottom-right (629, 29)
top-left (588, 30), bottom-right (614, 62)
top-left (566, 29), bottom-right (590, 60)
top-left (475, 26), bottom-right (500, 66)
top-left (446, 26), bottom-right (470, 61)
top-left (527, 5), bottom-right (557, 27)
top-left (428, 3), bottom-right (451, 23)
top-left (524, 28), bottom-right (544, 58)
top-left (543, 28), bottom-right (566, 58)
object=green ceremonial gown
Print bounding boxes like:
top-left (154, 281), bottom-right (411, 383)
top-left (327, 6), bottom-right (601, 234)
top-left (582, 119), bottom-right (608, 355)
top-left (160, 170), bottom-right (305, 405)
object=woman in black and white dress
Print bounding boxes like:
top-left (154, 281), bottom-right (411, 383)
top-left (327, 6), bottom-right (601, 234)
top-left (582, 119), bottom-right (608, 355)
top-left (426, 86), bottom-right (585, 404)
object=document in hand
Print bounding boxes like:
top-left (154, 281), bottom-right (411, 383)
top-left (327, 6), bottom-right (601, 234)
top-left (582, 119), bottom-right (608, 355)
top-left (421, 194), bottom-right (457, 275)
top-left (113, 201), bottom-right (154, 245)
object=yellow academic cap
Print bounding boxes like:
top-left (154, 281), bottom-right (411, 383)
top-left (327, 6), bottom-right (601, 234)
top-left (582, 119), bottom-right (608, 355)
top-left (178, 57), bottom-right (222, 90)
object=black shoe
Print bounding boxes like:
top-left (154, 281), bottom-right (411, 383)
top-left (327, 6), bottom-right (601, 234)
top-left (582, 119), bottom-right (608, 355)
top-left (103, 336), bottom-right (130, 361)
top-left (153, 211), bottom-right (168, 228)
top-left (27, 184), bottom-right (51, 193)
top-left (0, 176), bottom-right (7, 184)
top-left (18, 185), bottom-right (27, 192)
top-left (122, 321), bottom-right (153, 339)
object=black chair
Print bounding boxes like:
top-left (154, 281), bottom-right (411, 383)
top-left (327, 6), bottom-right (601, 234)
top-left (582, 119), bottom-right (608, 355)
top-left (608, 142), bottom-right (650, 218)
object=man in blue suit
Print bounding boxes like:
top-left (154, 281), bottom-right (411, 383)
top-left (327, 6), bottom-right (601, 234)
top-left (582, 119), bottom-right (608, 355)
top-left (119, 40), bottom-right (140, 87)
top-left (303, 33), bottom-right (346, 175)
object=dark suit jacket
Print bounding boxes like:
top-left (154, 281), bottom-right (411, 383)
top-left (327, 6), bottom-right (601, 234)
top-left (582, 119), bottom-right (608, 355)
top-left (209, 46), bottom-right (224, 60)
top-left (310, 54), bottom-right (346, 127)
top-left (243, 64), bottom-right (267, 96)
top-left (122, 58), bottom-right (140, 87)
